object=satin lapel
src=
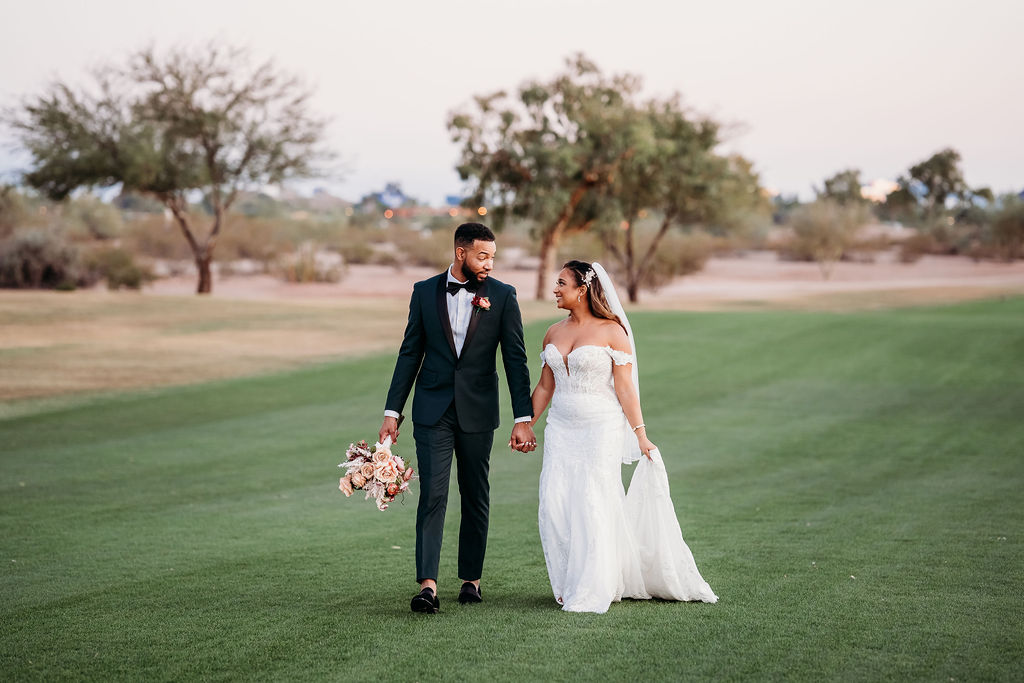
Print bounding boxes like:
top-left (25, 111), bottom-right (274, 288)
top-left (461, 278), bottom-right (488, 357)
top-left (435, 275), bottom-right (458, 358)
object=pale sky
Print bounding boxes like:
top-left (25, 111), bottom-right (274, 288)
top-left (2, 0), bottom-right (1022, 203)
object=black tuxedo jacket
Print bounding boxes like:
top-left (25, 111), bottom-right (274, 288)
top-left (384, 273), bottom-right (533, 433)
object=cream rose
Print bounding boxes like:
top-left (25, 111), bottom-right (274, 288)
top-left (372, 450), bottom-right (391, 464)
top-left (338, 475), bottom-right (353, 497)
top-left (359, 463), bottom-right (375, 479)
top-left (374, 460), bottom-right (399, 483)
top-left (350, 472), bottom-right (367, 488)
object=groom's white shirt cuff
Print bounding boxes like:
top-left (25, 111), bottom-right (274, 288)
top-left (385, 410), bottom-right (530, 423)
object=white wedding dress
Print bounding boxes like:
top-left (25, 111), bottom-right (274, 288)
top-left (537, 343), bottom-right (718, 613)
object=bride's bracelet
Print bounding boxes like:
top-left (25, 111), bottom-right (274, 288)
top-left (632, 423), bottom-right (645, 432)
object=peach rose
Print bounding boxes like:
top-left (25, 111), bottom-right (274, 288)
top-left (338, 475), bottom-right (353, 497)
top-left (374, 460), bottom-right (399, 483)
top-left (372, 450), bottom-right (390, 464)
top-left (359, 463), bottom-right (375, 479)
top-left (350, 472), bottom-right (367, 488)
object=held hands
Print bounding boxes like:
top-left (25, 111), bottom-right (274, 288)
top-left (379, 416), bottom-right (400, 445)
top-left (510, 422), bottom-right (537, 453)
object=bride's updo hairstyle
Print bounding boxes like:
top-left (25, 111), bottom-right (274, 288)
top-left (562, 260), bottom-right (626, 333)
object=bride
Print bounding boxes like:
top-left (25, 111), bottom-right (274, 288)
top-left (526, 260), bottom-right (718, 613)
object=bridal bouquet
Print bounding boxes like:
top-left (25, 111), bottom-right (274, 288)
top-left (338, 437), bottom-right (415, 511)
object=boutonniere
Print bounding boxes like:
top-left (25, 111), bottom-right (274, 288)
top-left (472, 295), bottom-right (491, 310)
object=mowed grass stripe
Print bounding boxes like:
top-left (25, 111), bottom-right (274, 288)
top-left (2, 298), bottom-right (1022, 681)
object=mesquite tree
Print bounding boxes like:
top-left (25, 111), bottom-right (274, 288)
top-left (449, 54), bottom-right (643, 300)
top-left (599, 98), bottom-right (766, 302)
top-left (449, 55), bottom-right (766, 302)
top-left (7, 43), bottom-right (329, 293)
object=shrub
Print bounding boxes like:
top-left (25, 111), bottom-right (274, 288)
top-left (0, 186), bottom-right (31, 239)
top-left (215, 217), bottom-right (283, 262)
top-left (338, 240), bottom-right (375, 265)
top-left (636, 231), bottom-right (714, 290)
top-left (780, 200), bottom-right (869, 278)
top-left (924, 220), bottom-right (966, 255)
top-left (121, 215), bottom-right (193, 260)
top-left (276, 243), bottom-right (345, 283)
top-left (0, 229), bottom-right (94, 289)
top-left (368, 248), bottom-right (403, 268)
top-left (395, 228), bottom-right (452, 269)
top-left (898, 231), bottom-right (938, 263)
top-left (334, 233), bottom-right (402, 267)
top-left (992, 198), bottom-right (1024, 261)
top-left (898, 219), bottom-right (986, 262)
top-left (83, 247), bottom-right (155, 290)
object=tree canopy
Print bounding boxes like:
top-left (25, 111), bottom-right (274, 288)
top-left (448, 54), bottom-right (765, 301)
top-left (449, 54), bottom-right (641, 298)
top-left (816, 168), bottom-right (869, 206)
top-left (885, 148), bottom-right (992, 224)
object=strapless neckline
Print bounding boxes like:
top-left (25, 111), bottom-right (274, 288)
top-left (544, 343), bottom-right (609, 376)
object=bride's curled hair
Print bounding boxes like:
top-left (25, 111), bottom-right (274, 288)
top-left (562, 260), bottom-right (626, 333)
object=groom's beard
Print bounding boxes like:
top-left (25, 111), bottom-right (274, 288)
top-left (460, 261), bottom-right (486, 291)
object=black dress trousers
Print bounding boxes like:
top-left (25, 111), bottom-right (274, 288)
top-left (412, 401), bottom-right (494, 583)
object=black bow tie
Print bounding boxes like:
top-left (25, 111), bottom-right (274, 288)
top-left (446, 280), bottom-right (476, 296)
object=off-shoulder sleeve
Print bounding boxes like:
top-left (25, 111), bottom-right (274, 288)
top-left (606, 346), bottom-right (634, 366)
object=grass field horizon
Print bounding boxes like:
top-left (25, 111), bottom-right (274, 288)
top-left (4, 273), bottom-right (1024, 416)
top-left (2, 298), bottom-right (1023, 681)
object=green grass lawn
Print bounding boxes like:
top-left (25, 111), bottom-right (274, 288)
top-left (2, 298), bottom-right (1023, 681)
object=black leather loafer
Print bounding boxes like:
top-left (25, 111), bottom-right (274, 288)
top-left (457, 581), bottom-right (482, 604)
top-left (411, 587), bottom-right (440, 614)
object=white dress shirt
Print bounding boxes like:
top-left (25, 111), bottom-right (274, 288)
top-left (385, 265), bottom-right (531, 425)
top-left (446, 265), bottom-right (475, 356)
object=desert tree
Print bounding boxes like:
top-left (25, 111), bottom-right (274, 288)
top-left (599, 97), bottom-right (766, 302)
top-left (6, 43), bottom-right (331, 293)
top-left (887, 148), bottom-right (992, 226)
top-left (448, 54), bottom-right (642, 299)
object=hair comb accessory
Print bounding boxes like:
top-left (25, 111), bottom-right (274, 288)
top-left (582, 269), bottom-right (595, 286)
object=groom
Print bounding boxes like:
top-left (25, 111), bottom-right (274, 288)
top-left (379, 222), bottom-right (536, 614)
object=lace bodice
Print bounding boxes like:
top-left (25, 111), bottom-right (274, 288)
top-left (541, 344), bottom-right (634, 399)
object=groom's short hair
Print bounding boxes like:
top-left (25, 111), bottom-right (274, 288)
top-left (454, 222), bottom-right (495, 249)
